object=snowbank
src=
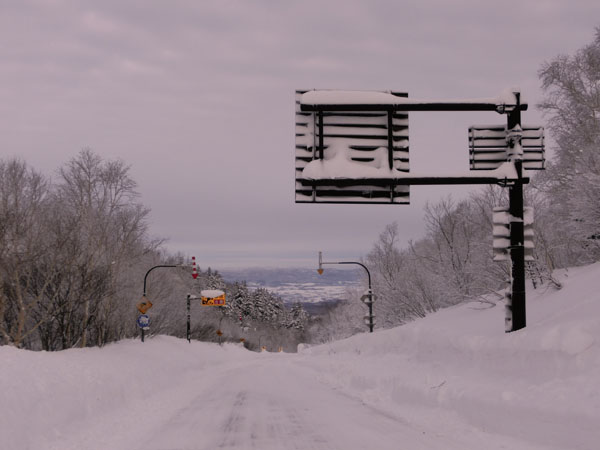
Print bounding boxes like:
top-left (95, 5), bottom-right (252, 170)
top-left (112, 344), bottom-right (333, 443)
top-left (0, 337), bottom-right (252, 450)
top-left (299, 263), bottom-right (600, 449)
top-left (1, 263), bottom-right (599, 449)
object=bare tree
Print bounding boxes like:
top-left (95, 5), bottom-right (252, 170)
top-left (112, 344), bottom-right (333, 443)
top-left (0, 150), bottom-right (159, 350)
top-left (537, 27), bottom-right (600, 264)
top-left (0, 159), bottom-right (57, 347)
top-left (47, 149), bottom-right (157, 348)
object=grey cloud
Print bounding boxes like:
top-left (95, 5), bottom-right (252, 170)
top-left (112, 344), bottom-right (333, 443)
top-left (2, 0), bottom-right (600, 268)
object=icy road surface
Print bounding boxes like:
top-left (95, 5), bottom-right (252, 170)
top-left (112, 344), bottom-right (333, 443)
top-left (43, 352), bottom-right (460, 450)
top-left (137, 357), bottom-right (446, 450)
top-left (17, 340), bottom-right (562, 450)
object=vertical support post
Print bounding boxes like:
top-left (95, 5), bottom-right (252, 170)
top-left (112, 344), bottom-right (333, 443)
top-left (336, 260), bottom-right (374, 333)
top-left (318, 110), bottom-right (324, 160)
top-left (187, 294), bottom-right (191, 343)
top-left (508, 177), bottom-right (526, 331)
top-left (141, 263), bottom-right (181, 342)
top-left (218, 316), bottom-right (224, 346)
top-left (367, 297), bottom-right (374, 333)
top-left (387, 110), bottom-right (394, 170)
top-left (507, 92), bottom-right (526, 332)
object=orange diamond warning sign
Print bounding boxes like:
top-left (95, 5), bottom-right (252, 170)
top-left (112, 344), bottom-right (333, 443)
top-left (136, 297), bottom-right (153, 314)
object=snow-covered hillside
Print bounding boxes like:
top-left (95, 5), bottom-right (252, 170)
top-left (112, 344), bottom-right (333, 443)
top-left (1, 263), bottom-right (599, 450)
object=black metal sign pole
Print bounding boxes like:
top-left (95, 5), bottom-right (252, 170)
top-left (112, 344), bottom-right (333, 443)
top-left (143, 265), bottom-right (178, 297)
top-left (321, 257), bottom-right (375, 332)
top-left (301, 92), bottom-right (534, 332)
top-left (337, 262), bottom-right (374, 332)
top-left (140, 264), bottom-right (181, 342)
top-left (507, 95), bottom-right (526, 331)
top-left (186, 294), bottom-right (191, 343)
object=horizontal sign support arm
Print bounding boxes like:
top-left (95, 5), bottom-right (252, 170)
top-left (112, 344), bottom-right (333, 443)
top-left (299, 89), bottom-right (528, 113)
top-left (301, 103), bottom-right (528, 113)
top-left (298, 175), bottom-right (529, 186)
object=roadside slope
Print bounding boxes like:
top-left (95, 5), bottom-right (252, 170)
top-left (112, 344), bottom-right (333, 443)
top-left (301, 263), bottom-right (600, 449)
top-left (1, 263), bottom-right (599, 449)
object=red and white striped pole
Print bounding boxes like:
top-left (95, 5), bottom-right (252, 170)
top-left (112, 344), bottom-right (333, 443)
top-left (191, 256), bottom-right (198, 279)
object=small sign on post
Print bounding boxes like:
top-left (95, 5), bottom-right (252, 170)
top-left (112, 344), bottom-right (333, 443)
top-left (136, 297), bottom-right (153, 314)
top-left (137, 314), bottom-right (150, 343)
top-left (137, 314), bottom-right (150, 330)
top-left (201, 290), bottom-right (226, 306)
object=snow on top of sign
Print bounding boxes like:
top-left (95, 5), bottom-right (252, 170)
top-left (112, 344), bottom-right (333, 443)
top-left (423, 161), bottom-right (519, 180)
top-left (200, 289), bottom-right (225, 298)
top-left (493, 225), bottom-right (509, 236)
top-left (302, 90), bottom-right (404, 105)
top-left (499, 86), bottom-right (523, 104)
top-left (493, 207), bottom-right (534, 225)
top-left (301, 137), bottom-right (519, 180)
top-left (301, 88), bottom-right (520, 106)
top-left (301, 139), bottom-right (397, 179)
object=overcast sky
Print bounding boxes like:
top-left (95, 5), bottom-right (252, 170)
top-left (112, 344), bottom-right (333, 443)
top-left (2, 1), bottom-right (599, 269)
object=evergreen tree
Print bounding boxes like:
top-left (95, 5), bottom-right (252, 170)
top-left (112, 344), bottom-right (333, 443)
top-left (287, 303), bottom-right (309, 331)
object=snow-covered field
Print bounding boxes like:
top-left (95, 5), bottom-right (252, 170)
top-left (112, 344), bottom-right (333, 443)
top-left (1, 263), bottom-right (599, 450)
top-left (248, 281), bottom-right (355, 303)
top-left (223, 267), bottom-right (361, 303)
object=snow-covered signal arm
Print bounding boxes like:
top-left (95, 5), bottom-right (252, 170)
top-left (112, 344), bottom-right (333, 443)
top-left (295, 89), bottom-right (543, 201)
top-left (295, 88), bottom-right (545, 332)
top-left (300, 89), bottom-right (524, 111)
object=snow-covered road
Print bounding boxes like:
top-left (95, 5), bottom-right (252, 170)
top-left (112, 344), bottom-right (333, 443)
top-left (143, 357), bottom-right (442, 450)
top-left (3, 263), bottom-right (599, 450)
top-left (34, 341), bottom-right (575, 450)
top-left (44, 351), bottom-right (453, 450)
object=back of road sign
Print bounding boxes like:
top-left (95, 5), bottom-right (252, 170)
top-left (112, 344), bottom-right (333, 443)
top-left (469, 125), bottom-right (545, 170)
top-left (295, 90), bottom-right (410, 204)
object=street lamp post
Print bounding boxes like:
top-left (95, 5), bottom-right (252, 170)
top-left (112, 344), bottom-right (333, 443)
top-left (318, 252), bottom-right (376, 332)
top-left (140, 263), bottom-right (188, 342)
top-left (187, 293), bottom-right (192, 343)
top-left (143, 264), bottom-right (180, 297)
top-left (218, 315), bottom-right (225, 345)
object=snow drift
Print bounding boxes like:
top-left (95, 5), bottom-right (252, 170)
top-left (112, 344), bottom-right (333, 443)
top-left (1, 263), bottom-right (599, 449)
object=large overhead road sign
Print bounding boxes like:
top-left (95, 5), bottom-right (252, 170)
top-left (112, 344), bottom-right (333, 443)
top-left (297, 89), bottom-right (545, 333)
top-left (295, 89), bottom-right (534, 205)
top-left (296, 90), bottom-right (410, 204)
